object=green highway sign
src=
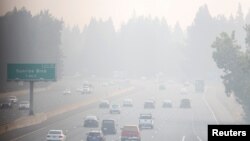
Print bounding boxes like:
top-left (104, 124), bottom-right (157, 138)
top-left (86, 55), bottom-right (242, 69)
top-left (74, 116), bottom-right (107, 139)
top-left (7, 64), bottom-right (56, 81)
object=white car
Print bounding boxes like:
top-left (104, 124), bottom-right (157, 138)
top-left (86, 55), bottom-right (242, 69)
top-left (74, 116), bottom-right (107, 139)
top-left (46, 130), bottom-right (66, 141)
top-left (123, 99), bottom-right (133, 107)
top-left (63, 89), bottom-right (71, 95)
top-left (18, 101), bottom-right (30, 110)
top-left (139, 113), bottom-right (154, 129)
top-left (8, 96), bottom-right (18, 103)
top-left (180, 87), bottom-right (188, 95)
top-left (110, 104), bottom-right (121, 114)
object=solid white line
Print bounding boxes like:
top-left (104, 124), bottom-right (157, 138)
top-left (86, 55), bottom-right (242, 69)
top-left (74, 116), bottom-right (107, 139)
top-left (181, 136), bottom-right (185, 141)
top-left (202, 95), bottom-right (219, 124)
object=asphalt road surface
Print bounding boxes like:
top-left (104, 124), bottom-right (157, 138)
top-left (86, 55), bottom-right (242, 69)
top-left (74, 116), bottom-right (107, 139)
top-left (0, 79), bottom-right (240, 141)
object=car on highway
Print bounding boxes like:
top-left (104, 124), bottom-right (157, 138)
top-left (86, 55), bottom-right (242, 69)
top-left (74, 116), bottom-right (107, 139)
top-left (158, 84), bottom-right (166, 90)
top-left (84, 115), bottom-right (99, 127)
top-left (0, 100), bottom-right (12, 109)
top-left (139, 113), bottom-right (154, 129)
top-left (101, 119), bottom-right (117, 134)
top-left (8, 96), bottom-right (18, 103)
top-left (82, 81), bottom-right (93, 94)
top-left (99, 100), bottom-right (110, 108)
top-left (110, 104), bottom-right (121, 114)
top-left (144, 100), bottom-right (155, 109)
top-left (46, 129), bottom-right (66, 141)
top-left (180, 98), bottom-right (191, 108)
top-left (180, 87), bottom-right (188, 95)
top-left (162, 100), bottom-right (173, 108)
top-left (18, 100), bottom-right (30, 110)
top-left (123, 98), bottom-right (133, 107)
top-left (86, 130), bottom-right (105, 141)
top-left (63, 89), bottom-right (71, 95)
top-left (121, 125), bottom-right (141, 141)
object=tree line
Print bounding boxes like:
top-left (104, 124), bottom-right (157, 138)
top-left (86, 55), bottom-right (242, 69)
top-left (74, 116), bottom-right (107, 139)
top-left (0, 8), bottom-right (63, 92)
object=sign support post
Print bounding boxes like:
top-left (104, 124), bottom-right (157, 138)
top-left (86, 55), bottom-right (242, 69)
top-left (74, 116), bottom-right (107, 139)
top-left (29, 81), bottom-right (34, 115)
top-left (7, 63), bottom-right (56, 116)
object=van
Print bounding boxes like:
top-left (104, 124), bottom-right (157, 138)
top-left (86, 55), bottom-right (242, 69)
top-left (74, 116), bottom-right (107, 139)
top-left (101, 119), bottom-right (117, 135)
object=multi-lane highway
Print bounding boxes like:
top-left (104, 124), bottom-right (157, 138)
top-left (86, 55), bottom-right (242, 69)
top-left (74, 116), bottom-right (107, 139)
top-left (0, 78), bottom-right (242, 141)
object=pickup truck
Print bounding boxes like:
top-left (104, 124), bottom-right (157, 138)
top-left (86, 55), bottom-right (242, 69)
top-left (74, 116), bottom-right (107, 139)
top-left (138, 113), bottom-right (154, 129)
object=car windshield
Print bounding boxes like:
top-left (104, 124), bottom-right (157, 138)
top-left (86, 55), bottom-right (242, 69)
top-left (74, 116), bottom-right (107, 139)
top-left (48, 130), bottom-right (62, 135)
top-left (89, 132), bottom-right (101, 136)
top-left (140, 115), bottom-right (152, 119)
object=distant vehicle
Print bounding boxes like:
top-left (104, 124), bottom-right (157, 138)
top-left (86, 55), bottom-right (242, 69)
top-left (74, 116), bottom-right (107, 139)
top-left (76, 88), bottom-right (84, 93)
top-left (0, 100), bottom-right (12, 109)
top-left (86, 130), bottom-right (105, 141)
top-left (180, 87), bottom-right (188, 95)
top-left (121, 125), bottom-right (141, 141)
top-left (18, 101), bottom-right (30, 110)
top-left (180, 98), bottom-right (191, 108)
top-left (159, 84), bottom-right (166, 90)
top-left (162, 100), bottom-right (173, 108)
top-left (123, 99), bottom-right (133, 107)
top-left (99, 100), bottom-right (110, 108)
top-left (195, 80), bottom-right (205, 93)
top-left (84, 116), bottom-right (99, 127)
top-left (82, 82), bottom-right (93, 94)
top-left (46, 130), bottom-right (66, 141)
top-left (8, 96), bottom-right (18, 103)
top-left (110, 104), bottom-right (121, 114)
top-left (63, 89), bottom-right (71, 95)
top-left (144, 100), bottom-right (155, 109)
top-left (139, 113), bottom-right (154, 129)
top-left (101, 119), bottom-right (117, 134)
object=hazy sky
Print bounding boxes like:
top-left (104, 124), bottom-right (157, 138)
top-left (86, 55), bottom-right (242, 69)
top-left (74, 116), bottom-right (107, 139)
top-left (1, 0), bottom-right (250, 30)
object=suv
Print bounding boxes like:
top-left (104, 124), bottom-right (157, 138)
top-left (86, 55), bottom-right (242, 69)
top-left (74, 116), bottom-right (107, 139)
top-left (139, 113), bottom-right (154, 129)
top-left (110, 104), bottom-right (121, 114)
top-left (101, 119), bottom-right (117, 134)
top-left (144, 100), bottom-right (155, 109)
top-left (84, 116), bottom-right (99, 127)
top-left (180, 98), bottom-right (191, 108)
top-left (86, 130), bottom-right (105, 141)
top-left (121, 125), bottom-right (141, 141)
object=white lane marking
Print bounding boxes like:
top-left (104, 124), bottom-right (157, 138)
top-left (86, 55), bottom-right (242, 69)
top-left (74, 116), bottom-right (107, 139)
top-left (197, 135), bottom-right (202, 141)
top-left (202, 95), bottom-right (219, 124)
top-left (11, 108), bottom-right (96, 141)
top-left (182, 136), bottom-right (185, 141)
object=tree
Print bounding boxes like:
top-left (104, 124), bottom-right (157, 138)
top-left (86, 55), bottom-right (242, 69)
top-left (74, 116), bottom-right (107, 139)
top-left (212, 28), bottom-right (250, 122)
top-left (0, 8), bottom-right (63, 92)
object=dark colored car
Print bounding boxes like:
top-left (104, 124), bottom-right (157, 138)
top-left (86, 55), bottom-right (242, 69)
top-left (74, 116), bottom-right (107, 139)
top-left (162, 100), bottom-right (173, 108)
top-left (180, 98), bottom-right (191, 108)
top-left (99, 100), bottom-right (110, 108)
top-left (144, 100), bottom-right (155, 109)
top-left (101, 119), bottom-right (117, 135)
top-left (86, 130), bottom-right (105, 141)
top-left (84, 116), bottom-right (99, 127)
top-left (0, 100), bottom-right (12, 109)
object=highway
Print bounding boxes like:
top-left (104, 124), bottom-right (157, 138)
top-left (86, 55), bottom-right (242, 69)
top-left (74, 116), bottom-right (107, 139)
top-left (0, 78), bottom-right (241, 141)
top-left (0, 76), bottom-right (126, 124)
